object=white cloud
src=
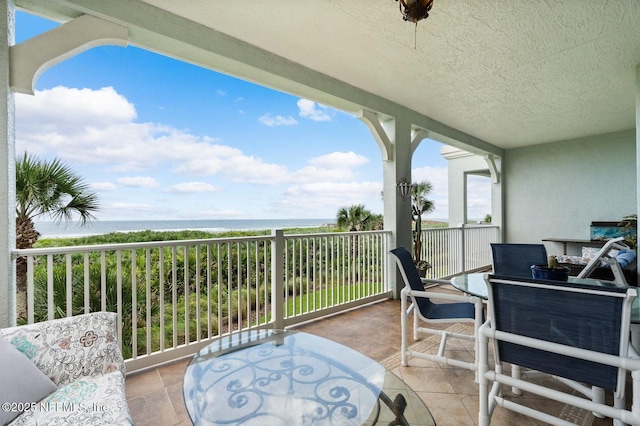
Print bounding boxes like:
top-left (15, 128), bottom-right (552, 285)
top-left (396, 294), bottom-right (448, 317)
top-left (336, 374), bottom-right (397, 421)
top-left (308, 151), bottom-right (369, 168)
top-left (275, 181), bottom-right (382, 215)
top-left (292, 151), bottom-right (370, 183)
top-left (166, 182), bottom-right (220, 194)
top-left (297, 99), bottom-right (332, 122)
top-left (183, 208), bottom-right (246, 219)
top-left (17, 86), bottom-right (135, 130)
top-left (258, 113), bottom-right (298, 127)
top-left (91, 182), bottom-right (117, 191)
top-left (15, 86), bottom-right (295, 184)
top-left (116, 176), bottom-right (160, 188)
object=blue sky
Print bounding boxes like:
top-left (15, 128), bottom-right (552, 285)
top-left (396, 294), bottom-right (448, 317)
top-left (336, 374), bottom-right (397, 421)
top-left (15, 11), bottom-right (490, 222)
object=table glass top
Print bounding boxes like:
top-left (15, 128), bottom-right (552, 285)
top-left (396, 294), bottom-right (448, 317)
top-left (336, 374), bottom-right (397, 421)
top-left (451, 273), bottom-right (640, 323)
top-left (183, 329), bottom-right (436, 426)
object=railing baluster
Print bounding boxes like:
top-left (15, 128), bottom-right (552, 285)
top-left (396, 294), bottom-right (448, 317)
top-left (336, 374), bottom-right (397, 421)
top-left (146, 248), bottom-right (152, 355)
top-left (65, 254), bottom-right (72, 317)
top-left (159, 247), bottom-right (165, 352)
top-left (27, 254), bottom-right (34, 324)
top-left (183, 244), bottom-right (189, 344)
top-left (47, 254), bottom-right (53, 320)
top-left (100, 251), bottom-right (106, 312)
top-left (131, 249), bottom-right (137, 359)
top-left (172, 246), bottom-right (177, 349)
top-left (116, 250), bottom-right (123, 354)
top-left (83, 252), bottom-right (90, 314)
top-left (195, 244), bottom-right (201, 341)
top-left (206, 244), bottom-right (212, 338)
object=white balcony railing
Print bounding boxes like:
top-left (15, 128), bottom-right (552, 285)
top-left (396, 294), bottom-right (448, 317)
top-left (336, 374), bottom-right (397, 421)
top-left (419, 224), bottom-right (499, 279)
top-left (12, 225), bottom-right (498, 372)
top-left (14, 229), bottom-right (391, 372)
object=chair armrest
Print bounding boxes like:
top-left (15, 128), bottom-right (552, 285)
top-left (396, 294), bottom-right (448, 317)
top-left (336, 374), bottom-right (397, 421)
top-left (0, 312), bottom-right (125, 387)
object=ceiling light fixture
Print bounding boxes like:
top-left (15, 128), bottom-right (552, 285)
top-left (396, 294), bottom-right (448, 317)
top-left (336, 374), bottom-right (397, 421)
top-left (395, 0), bottom-right (434, 48)
top-left (396, 0), bottom-right (434, 24)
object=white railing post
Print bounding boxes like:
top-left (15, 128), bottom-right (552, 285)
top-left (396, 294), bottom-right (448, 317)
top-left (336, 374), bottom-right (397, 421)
top-left (271, 229), bottom-right (285, 329)
top-left (460, 223), bottom-right (467, 273)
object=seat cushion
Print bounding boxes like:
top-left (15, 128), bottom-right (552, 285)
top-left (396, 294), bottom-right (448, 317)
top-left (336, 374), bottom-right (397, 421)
top-left (9, 371), bottom-right (132, 426)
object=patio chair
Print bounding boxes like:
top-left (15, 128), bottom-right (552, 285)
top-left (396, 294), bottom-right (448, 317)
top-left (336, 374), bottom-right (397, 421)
top-left (479, 274), bottom-right (640, 426)
top-left (577, 237), bottom-right (632, 285)
top-left (389, 247), bottom-right (483, 370)
top-left (490, 243), bottom-right (548, 278)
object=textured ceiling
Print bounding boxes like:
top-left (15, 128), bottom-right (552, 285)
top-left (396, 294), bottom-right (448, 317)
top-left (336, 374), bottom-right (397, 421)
top-left (23, 0), bottom-right (640, 150)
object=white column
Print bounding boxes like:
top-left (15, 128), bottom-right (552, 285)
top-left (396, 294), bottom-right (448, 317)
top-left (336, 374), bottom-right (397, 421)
top-left (384, 117), bottom-right (413, 298)
top-left (0, 0), bottom-right (16, 327)
top-left (359, 110), bottom-right (413, 298)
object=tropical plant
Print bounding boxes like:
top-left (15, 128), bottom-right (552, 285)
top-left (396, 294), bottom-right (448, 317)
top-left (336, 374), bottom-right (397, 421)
top-left (15, 153), bottom-right (100, 316)
top-left (618, 214), bottom-right (638, 249)
top-left (411, 180), bottom-right (435, 273)
top-left (336, 204), bottom-right (373, 231)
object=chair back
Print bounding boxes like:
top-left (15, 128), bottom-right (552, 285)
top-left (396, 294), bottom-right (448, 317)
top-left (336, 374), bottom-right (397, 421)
top-left (389, 247), bottom-right (433, 315)
top-left (485, 274), bottom-right (633, 393)
top-left (490, 243), bottom-right (547, 278)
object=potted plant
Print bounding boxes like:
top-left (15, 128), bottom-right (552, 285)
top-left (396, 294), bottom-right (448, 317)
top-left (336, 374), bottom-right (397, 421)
top-left (618, 214), bottom-right (638, 249)
top-left (531, 255), bottom-right (571, 281)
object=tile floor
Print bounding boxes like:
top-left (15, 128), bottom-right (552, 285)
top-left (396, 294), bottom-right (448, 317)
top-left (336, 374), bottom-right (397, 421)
top-left (125, 295), bottom-right (623, 425)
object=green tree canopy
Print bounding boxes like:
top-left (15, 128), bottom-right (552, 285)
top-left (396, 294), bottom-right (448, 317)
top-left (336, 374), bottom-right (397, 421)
top-left (16, 153), bottom-right (100, 250)
top-left (336, 204), bottom-right (373, 231)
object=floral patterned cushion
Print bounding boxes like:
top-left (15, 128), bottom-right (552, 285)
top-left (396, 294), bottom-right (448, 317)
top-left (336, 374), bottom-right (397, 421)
top-left (0, 312), bottom-right (125, 387)
top-left (556, 247), bottom-right (623, 267)
top-left (9, 371), bottom-right (131, 425)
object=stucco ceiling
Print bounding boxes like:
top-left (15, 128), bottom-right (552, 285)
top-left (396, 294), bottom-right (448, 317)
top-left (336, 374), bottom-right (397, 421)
top-left (17, 0), bottom-right (640, 150)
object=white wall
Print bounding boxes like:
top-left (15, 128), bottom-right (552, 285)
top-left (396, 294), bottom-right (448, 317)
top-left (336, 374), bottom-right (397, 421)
top-left (503, 130), bottom-right (637, 254)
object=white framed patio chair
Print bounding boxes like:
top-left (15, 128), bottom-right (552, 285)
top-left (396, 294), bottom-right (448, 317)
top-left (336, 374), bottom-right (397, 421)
top-left (577, 237), bottom-right (632, 285)
top-left (389, 247), bottom-right (483, 371)
top-left (479, 274), bottom-right (640, 426)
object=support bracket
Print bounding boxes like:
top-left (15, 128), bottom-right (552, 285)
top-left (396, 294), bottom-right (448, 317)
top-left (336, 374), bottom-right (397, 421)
top-left (357, 109), bottom-right (393, 161)
top-left (411, 129), bottom-right (429, 156)
top-left (10, 15), bottom-right (129, 94)
top-left (484, 154), bottom-right (500, 184)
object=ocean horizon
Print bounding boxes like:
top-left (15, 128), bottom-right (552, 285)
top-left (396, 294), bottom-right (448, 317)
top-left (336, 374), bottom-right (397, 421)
top-left (35, 218), bottom-right (336, 239)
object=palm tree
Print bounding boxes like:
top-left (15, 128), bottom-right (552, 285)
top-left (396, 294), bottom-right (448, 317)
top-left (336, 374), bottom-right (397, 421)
top-left (336, 204), bottom-right (372, 231)
top-left (411, 180), bottom-right (435, 273)
top-left (336, 204), bottom-right (375, 283)
top-left (15, 153), bottom-right (100, 294)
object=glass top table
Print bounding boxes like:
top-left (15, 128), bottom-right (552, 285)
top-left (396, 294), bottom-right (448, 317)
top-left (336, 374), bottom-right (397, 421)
top-left (451, 273), bottom-right (640, 323)
top-left (183, 329), bottom-right (436, 426)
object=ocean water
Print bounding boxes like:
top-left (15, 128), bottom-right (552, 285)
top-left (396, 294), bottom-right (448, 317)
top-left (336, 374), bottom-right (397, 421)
top-left (34, 219), bottom-right (335, 239)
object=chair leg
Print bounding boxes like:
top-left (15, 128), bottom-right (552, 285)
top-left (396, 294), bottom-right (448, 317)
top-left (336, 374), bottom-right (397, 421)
top-left (478, 328), bottom-right (490, 426)
top-left (401, 294), bottom-right (408, 367)
top-left (413, 307), bottom-right (419, 341)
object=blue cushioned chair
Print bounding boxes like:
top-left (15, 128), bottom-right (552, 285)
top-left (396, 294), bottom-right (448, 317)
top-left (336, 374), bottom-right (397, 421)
top-left (389, 247), bottom-right (483, 371)
top-left (490, 243), bottom-right (548, 278)
top-left (479, 274), bottom-right (640, 426)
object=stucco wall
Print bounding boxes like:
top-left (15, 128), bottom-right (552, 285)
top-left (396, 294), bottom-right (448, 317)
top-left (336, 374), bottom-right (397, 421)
top-left (503, 130), bottom-right (636, 254)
